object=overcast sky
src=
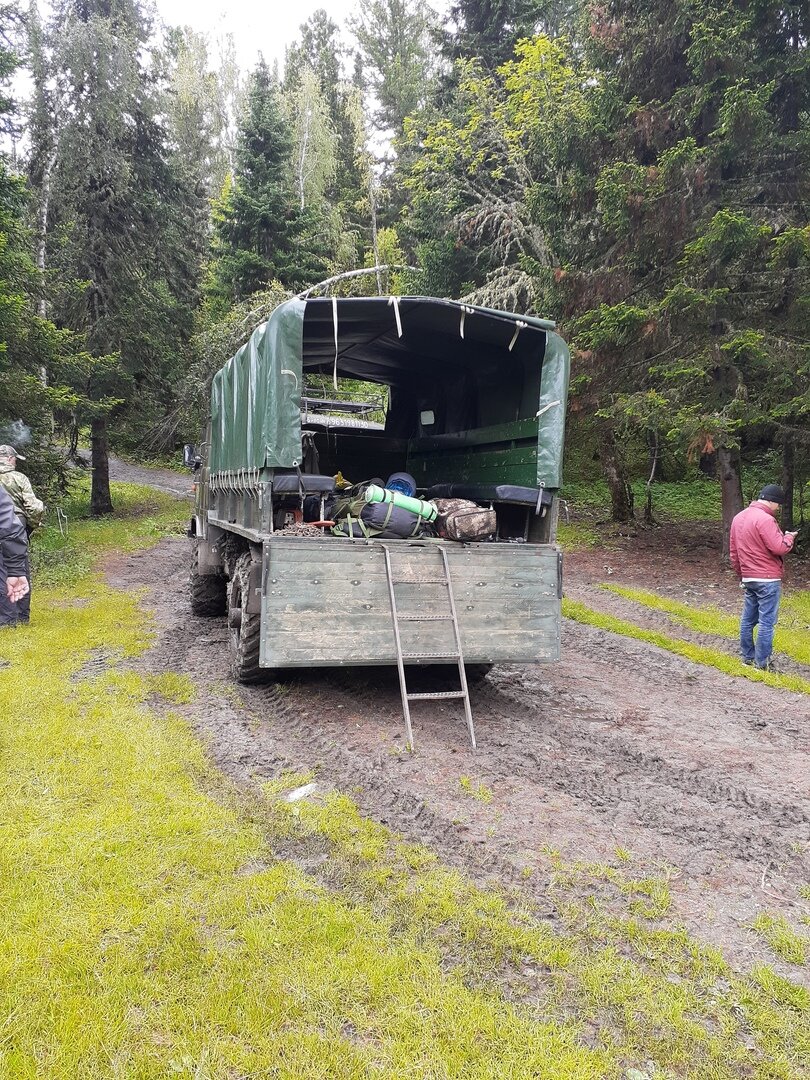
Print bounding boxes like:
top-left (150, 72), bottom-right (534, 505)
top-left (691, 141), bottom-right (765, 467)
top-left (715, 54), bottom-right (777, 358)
top-left (154, 0), bottom-right (363, 73)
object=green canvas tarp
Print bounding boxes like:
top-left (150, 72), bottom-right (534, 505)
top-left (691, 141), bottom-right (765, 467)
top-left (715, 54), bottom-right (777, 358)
top-left (210, 298), bottom-right (306, 474)
top-left (209, 295), bottom-right (570, 487)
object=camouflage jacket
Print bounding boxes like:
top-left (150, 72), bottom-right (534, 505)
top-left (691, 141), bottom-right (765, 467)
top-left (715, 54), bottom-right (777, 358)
top-left (0, 463), bottom-right (45, 529)
top-left (0, 486), bottom-right (27, 576)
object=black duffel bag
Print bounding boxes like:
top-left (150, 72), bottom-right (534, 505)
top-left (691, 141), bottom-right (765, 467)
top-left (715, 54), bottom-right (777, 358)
top-left (331, 497), bottom-right (424, 539)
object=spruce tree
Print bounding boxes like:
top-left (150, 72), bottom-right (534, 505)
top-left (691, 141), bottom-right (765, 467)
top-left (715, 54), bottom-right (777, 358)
top-left (569, 0), bottom-right (810, 543)
top-left (208, 61), bottom-right (309, 305)
top-left (45, 0), bottom-right (193, 512)
top-left (351, 0), bottom-right (438, 134)
top-left (445, 0), bottom-right (534, 68)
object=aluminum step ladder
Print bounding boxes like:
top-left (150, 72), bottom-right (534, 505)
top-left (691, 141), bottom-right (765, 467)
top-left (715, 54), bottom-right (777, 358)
top-left (382, 545), bottom-right (477, 751)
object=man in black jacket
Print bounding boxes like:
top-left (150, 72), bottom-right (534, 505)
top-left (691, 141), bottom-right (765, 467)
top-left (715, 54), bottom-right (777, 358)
top-left (0, 486), bottom-right (29, 626)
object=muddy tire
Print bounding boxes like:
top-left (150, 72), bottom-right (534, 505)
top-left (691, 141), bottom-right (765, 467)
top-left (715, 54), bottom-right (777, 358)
top-left (228, 553), bottom-right (264, 683)
top-left (190, 542), bottom-right (227, 616)
top-left (432, 663), bottom-right (492, 683)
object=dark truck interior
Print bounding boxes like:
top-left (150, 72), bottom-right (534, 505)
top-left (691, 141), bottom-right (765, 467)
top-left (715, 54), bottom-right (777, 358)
top-left (272, 297), bottom-right (555, 543)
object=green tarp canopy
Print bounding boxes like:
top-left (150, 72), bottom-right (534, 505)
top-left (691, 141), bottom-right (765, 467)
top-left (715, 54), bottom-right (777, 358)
top-left (210, 296), bottom-right (570, 487)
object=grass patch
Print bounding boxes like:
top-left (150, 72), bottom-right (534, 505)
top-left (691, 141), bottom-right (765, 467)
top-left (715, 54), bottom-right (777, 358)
top-left (561, 476), bottom-right (723, 522)
top-left (33, 477), bottom-right (189, 586)
top-left (290, 794), bottom-right (810, 1078)
top-left (563, 598), bottom-right (810, 695)
top-left (459, 776), bottom-right (494, 803)
top-left (602, 585), bottom-right (810, 667)
top-left (114, 448), bottom-right (187, 473)
top-left (557, 520), bottom-right (601, 549)
top-left (752, 914), bottom-right (809, 966)
top-left (561, 470), bottom-right (778, 524)
top-left (1, 588), bottom-right (618, 1078)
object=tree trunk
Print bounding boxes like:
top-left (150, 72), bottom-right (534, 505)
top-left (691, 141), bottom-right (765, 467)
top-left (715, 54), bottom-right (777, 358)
top-left (29, 0), bottom-right (55, 387)
top-left (600, 425), bottom-right (634, 523)
top-left (298, 107), bottom-right (310, 211)
top-left (35, 149), bottom-right (56, 320)
top-left (34, 148), bottom-right (57, 394)
top-left (644, 428), bottom-right (659, 525)
top-left (718, 445), bottom-right (743, 561)
top-left (780, 431), bottom-right (794, 531)
top-left (369, 174), bottom-right (382, 295)
top-left (699, 450), bottom-right (717, 478)
top-left (90, 417), bottom-right (114, 516)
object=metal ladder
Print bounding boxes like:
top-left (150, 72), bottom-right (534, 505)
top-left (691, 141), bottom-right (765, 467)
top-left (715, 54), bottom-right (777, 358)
top-left (382, 545), bottom-right (477, 751)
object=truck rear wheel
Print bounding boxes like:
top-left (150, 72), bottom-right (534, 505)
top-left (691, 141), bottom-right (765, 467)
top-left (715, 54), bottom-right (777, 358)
top-left (465, 663), bottom-right (493, 682)
top-left (228, 553), bottom-right (263, 683)
top-left (190, 541), bottom-right (226, 616)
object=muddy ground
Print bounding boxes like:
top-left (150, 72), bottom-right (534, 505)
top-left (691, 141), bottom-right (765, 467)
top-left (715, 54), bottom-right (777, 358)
top-left (104, 470), bottom-right (809, 985)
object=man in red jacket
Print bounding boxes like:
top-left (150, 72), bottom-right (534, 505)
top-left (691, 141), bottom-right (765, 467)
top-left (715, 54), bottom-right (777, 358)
top-left (729, 485), bottom-right (798, 670)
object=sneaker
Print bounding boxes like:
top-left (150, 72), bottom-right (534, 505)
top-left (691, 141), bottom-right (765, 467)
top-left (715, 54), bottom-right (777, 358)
top-left (756, 658), bottom-right (779, 673)
top-left (741, 658), bottom-right (754, 667)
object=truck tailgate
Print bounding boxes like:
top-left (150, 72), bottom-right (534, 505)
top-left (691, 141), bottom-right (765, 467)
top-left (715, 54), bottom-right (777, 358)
top-left (260, 538), bottom-right (561, 668)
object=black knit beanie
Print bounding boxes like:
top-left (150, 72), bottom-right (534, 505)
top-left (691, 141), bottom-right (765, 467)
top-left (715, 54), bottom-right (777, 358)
top-left (759, 484), bottom-right (785, 504)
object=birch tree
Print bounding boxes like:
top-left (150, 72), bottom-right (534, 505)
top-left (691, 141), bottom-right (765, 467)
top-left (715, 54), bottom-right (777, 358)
top-left (285, 64), bottom-right (337, 213)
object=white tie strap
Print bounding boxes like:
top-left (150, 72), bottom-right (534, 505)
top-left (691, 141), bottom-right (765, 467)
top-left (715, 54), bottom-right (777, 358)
top-left (388, 295), bottom-right (403, 338)
top-left (508, 320), bottom-right (527, 351)
top-left (332, 295), bottom-right (339, 389)
top-left (459, 304), bottom-right (475, 339)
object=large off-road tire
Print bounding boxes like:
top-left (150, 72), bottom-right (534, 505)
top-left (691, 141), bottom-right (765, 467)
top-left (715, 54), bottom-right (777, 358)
top-left (190, 540), bottom-right (227, 616)
top-left (431, 662), bottom-right (492, 684)
top-left (228, 552), bottom-right (264, 683)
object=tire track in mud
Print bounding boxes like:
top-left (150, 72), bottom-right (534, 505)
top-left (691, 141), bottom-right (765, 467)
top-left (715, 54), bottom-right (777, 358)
top-left (565, 580), bottom-right (810, 683)
top-left (240, 659), bottom-right (810, 871)
top-left (141, 539), bottom-right (810, 852)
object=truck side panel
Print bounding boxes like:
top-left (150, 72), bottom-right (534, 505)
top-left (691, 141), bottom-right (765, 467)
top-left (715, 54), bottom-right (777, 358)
top-left (260, 538), bottom-right (561, 668)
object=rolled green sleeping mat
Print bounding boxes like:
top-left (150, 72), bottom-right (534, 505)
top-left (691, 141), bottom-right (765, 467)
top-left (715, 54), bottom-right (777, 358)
top-left (363, 484), bottom-right (437, 522)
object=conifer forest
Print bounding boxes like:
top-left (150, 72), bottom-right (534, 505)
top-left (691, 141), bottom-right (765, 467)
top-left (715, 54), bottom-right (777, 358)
top-left (0, 0), bottom-right (807, 535)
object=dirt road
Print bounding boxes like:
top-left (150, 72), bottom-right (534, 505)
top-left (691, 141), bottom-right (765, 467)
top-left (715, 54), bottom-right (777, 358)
top-left (103, 464), bottom-right (810, 984)
top-left (103, 460), bottom-right (810, 984)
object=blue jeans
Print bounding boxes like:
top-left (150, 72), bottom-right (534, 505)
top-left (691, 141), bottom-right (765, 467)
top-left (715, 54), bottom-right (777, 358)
top-left (740, 580), bottom-right (781, 668)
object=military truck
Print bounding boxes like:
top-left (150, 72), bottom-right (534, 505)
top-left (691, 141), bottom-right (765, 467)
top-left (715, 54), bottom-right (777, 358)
top-left (187, 295), bottom-right (569, 747)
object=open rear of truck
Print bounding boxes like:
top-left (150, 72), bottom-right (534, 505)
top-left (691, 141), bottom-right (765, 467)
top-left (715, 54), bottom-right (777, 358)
top-left (191, 296), bottom-right (570, 710)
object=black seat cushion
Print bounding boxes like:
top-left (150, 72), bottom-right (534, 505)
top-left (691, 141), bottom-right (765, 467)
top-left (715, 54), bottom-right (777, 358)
top-left (272, 473), bottom-right (336, 494)
top-left (427, 483), bottom-right (553, 509)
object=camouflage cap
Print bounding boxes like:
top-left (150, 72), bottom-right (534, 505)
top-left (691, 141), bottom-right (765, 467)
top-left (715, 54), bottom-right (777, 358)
top-left (0, 444), bottom-right (24, 460)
